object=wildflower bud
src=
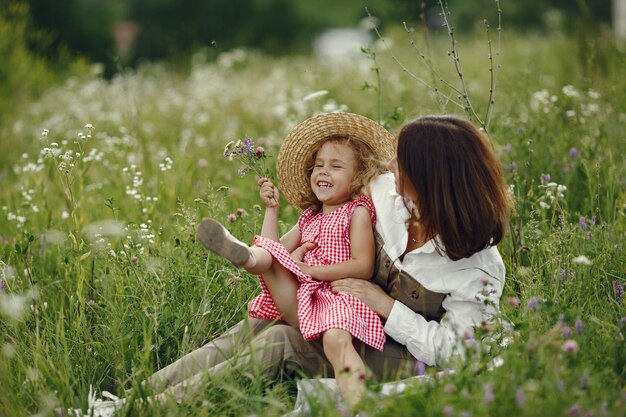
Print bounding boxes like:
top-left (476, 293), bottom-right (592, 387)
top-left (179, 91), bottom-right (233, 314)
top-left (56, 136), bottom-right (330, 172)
top-left (131, 256), bottom-right (138, 265)
top-left (481, 321), bottom-right (492, 334)
top-left (561, 339), bottom-right (579, 354)
top-left (463, 329), bottom-right (474, 340)
top-left (443, 383), bottom-right (457, 393)
top-left (506, 297), bottom-right (520, 308)
top-left (88, 299), bottom-right (95, 306)
top-left (227, 214), bottom-right (237, 223)
top-left (479, 276), bottom-right (489, 286)
top-left (255, 146), bottom-right (264, 157)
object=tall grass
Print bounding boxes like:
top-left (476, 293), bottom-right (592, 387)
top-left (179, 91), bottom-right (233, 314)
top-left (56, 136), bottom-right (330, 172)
top-left (0, 27), bottom-right (624, 416)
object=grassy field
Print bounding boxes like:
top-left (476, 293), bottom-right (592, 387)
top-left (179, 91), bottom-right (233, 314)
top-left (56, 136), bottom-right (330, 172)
top-left (0, 24), bottom-right (625, 416)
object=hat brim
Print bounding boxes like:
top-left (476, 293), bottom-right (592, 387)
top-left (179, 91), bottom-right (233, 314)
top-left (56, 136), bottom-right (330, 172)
top-left (277, 112), bottom-right (396, 212)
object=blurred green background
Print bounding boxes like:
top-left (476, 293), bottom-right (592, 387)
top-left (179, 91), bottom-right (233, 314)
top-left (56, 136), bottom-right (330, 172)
top-left (2, 0), bottom-right (614, 71)
top-left (0, 0), bottom-right (615, 124)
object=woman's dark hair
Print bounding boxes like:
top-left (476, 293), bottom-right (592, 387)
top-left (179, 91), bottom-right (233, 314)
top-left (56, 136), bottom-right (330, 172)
top-left (397, 116), bottom-right (512, 260)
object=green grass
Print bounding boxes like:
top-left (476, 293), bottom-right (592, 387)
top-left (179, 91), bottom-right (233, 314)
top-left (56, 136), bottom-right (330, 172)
top-left (0, 26), bottom-right (625, 416)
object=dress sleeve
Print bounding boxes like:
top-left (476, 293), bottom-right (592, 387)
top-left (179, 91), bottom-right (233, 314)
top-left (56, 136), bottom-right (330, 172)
top-left (343, 195), bottom-right (376, 240)
top-left (297, 208), bottom-right (315, 234)
top-left (383, 261), bottom-right (505, 366)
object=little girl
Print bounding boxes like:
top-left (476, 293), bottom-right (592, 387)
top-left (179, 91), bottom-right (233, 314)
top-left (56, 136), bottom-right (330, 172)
top-left (198, 112), bottom-right (394, 404)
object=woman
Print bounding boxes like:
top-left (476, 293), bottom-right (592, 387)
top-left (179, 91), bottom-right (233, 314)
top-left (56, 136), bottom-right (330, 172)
top-left (82, 113), bottom-right (511, 411)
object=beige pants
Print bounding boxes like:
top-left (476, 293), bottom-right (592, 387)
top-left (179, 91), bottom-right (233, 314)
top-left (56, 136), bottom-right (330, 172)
top-left (146, 318), bottom-right (415, 401)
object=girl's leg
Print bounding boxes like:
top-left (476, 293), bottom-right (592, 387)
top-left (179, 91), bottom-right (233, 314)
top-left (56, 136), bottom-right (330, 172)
top-left (197, 218), bottom-right (300, 327)
top-left (257, 258), bottom-right (300, 328)
top-left (322, 328), bottom-right (367, 406)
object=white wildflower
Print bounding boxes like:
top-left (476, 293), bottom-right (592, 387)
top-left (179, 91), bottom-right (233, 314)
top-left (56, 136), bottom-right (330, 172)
top-left (0, 293), bottom-right (29, 320)
top-left (83, 220), bottom-right (126, 241)
top-left (562, 85), bottom-right (580, 98)
top-left (572, 255), bottom-right (592, 266)
top-left (2, 343), bottom-right (16, 358)
top-left (587, 89), bottom-right (600, 99)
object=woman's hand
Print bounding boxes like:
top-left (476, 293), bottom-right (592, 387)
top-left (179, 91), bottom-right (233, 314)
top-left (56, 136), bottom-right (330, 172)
top-left (258, 177), bottom-right (279, 208)
top-left (331, 279), bottom-right (395, 320)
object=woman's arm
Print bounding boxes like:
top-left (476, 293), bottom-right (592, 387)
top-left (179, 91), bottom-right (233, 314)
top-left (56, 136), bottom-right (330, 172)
top-left (298, 206), bottom-right (375, 281)
top-left (332, 263), bottom-right (505, 366)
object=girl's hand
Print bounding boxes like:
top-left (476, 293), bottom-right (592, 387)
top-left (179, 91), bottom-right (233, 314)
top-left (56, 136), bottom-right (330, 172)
top-left (258, 177), bottom-right (279, 208)
top-left (291, 242), bottom-right (317, 262)
top-left (331, 279), bottom-right (395, 320)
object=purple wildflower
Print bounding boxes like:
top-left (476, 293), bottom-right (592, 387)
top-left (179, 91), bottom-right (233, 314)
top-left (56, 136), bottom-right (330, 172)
top-left (561, 326), bottom-right (573, 338)
top-left (570, 147), bottom-right (578, 159)
top-left (540, 173), bottom-right (551, 184)
top-left (560, 269), bottom-right (567, 281)
top-left (615, 281), bottom-right (624, 302)
top-left (556, 380), bottom-right (565, 392)
top-left (484, 384), bottom-right (494, 404)
top-left (460, 411), bottom-right (470, 417)
top-left (414, 359), bottom-right (427, 376)
top-left (227, 213), bottom-right (237, 223)
top-left (0, 280), bottom-right (5, 291)
top-left (255, 146), bottom-right (265, 158)
top-left (242, 137), bottom-right (255, 153)
top-left (590, 216), bottom-right (596, 225)
top-left (443, 406), bottom-right (454, 417)
top-left (515, 387), bottom-right (525, 405)
top-left (88, 299), bottom-right (95, 306)
top-left (579, 216), bottom-right (587, 230)
top-left (569, 404), bottom-right (580, 415)
top-left (526, 296), bottom-right (542, 311)
top-left (575, 319), bottom-right (583, 335)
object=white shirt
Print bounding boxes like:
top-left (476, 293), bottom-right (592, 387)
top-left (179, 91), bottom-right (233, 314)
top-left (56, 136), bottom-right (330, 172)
top-left (370, 173), bottom-right (506, 366)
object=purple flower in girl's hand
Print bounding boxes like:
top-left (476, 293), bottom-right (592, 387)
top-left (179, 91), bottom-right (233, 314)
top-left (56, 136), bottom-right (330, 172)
top-left (224, 138), bottom-right (271, 179)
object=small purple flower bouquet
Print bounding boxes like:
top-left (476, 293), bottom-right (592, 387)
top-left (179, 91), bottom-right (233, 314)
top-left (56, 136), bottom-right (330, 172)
top-left (223, 137), bottom-right (270, 179)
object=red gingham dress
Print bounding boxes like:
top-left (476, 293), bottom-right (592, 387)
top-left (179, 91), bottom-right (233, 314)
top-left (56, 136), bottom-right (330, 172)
top-left (248, 195), bottom-right (386, 351)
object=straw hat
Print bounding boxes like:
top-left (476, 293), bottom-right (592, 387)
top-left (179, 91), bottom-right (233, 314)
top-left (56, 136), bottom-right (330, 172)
top-left (277, 112), bottom-right (396, 211)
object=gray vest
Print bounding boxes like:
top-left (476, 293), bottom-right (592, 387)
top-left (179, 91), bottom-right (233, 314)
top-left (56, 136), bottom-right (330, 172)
top-left (371, 233), bottom-right (447, 322)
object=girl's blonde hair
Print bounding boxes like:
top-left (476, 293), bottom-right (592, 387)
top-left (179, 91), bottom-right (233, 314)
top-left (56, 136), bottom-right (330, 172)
top-left (299, 135), bottom-right (388, 212)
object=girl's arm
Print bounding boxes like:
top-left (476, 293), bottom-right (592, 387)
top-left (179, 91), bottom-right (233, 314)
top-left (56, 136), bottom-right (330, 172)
top-left (258, 178), bottom-right (280, 241)
top-left (258, 177), bottom-right (302, 249)
top-left (299, 206), bottom-right (375, 281)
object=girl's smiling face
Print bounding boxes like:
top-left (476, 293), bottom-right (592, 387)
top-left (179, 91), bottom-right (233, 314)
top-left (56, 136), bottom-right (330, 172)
top-left (310, 141), bottom-right (358, 213)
